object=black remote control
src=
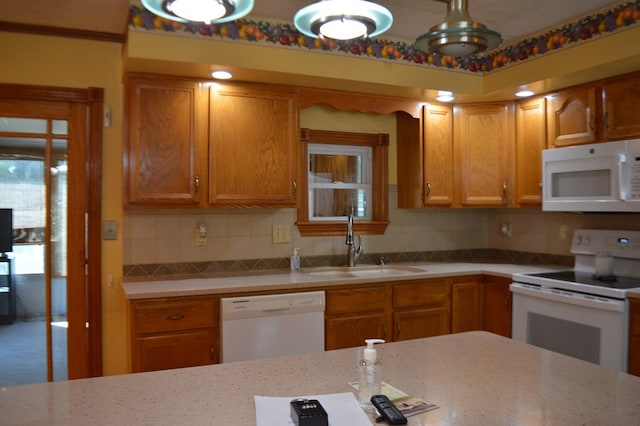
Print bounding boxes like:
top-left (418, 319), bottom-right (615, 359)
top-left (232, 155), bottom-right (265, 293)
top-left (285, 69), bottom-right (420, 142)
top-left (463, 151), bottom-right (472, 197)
top-left (370, 394), bottom-right (407, 425)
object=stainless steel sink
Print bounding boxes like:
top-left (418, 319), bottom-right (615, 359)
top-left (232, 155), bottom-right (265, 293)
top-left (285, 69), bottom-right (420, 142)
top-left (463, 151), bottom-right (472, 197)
top-left (308, 265), bottom-right (427, 279)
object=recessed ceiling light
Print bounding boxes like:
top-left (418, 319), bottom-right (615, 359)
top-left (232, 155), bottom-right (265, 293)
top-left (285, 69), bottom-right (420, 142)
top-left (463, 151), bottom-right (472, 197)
top-left (211, 70), bottom-right (233, 80)
top-left (436, 90), bottom-right (455, 102)
top-left (515, 89), bottom-right (535, 97)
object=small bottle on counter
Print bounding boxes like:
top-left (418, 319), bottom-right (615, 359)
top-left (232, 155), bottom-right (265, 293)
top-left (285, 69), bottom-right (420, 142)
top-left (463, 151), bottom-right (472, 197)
top-left (290, 248), bottom-right (300, 271)
top-left (358, 338), bottom-right (384, 412)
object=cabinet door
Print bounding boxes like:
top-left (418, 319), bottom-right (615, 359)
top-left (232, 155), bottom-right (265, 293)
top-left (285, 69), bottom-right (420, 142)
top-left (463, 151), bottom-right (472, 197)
top-left (125, 75), bottom-right (207, 206)
top-left (629, 297), bottom-right (640, 377)
top-left (451, 277), bottom-right (482, 333)
top-left (394, 307), bottom-right (449, 341)
top-left (326, 313), bottom-right (387, 350)
top-left (602, 71), bottom-right (640, 141)
top-left (454, 103), bottom-right (515, 206)
top-left (209, 83), bottom-right (299, 207)
top-left (423, 104), bottom-right (454, 206)
top-left (547, 85), bottom-right (598, 147)
top-left (133, 329), bottom-right (216, 372)
top-left (515, 97), bottom-right (546, 207)
top-left (482, 275), bottom-right (512, 338)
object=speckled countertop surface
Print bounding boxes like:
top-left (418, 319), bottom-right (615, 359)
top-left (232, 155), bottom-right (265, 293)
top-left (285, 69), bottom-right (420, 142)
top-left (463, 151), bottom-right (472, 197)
top-left (122, 262), bottom-right (560, 299)
top-left (1, 331), bottom-right (639, 425)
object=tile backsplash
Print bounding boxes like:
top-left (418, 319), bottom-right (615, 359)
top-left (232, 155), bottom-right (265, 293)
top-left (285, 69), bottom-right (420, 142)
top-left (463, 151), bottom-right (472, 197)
top-left (123, 186), bottom-right (640, 277)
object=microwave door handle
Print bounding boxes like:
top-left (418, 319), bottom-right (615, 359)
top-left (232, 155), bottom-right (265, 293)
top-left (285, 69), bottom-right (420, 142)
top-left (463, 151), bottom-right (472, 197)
top-left (619, 153), bottom-right (627, 200)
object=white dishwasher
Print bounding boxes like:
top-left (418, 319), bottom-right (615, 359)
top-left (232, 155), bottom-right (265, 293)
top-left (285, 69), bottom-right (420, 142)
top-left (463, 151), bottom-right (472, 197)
top-left (221, 291), bottom-right (325, 363)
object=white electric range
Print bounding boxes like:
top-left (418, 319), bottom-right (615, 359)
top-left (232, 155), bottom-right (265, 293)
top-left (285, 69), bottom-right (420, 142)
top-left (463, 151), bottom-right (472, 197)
top-left (511, 229), bottom-right (640, 372)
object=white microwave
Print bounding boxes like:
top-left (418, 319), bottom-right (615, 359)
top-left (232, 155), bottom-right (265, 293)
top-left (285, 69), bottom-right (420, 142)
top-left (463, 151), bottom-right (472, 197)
top-left (542, 139), bottom-right (640, 212)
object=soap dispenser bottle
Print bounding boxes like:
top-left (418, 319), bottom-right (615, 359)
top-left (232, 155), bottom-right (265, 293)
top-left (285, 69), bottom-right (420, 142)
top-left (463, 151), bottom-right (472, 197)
top-left (290, 248), bottom-right (300, 271)
top-left (358, 338), bottom-right (385, 412)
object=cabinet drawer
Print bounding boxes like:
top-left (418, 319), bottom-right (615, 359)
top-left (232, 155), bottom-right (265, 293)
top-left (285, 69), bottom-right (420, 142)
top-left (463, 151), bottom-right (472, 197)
top-left (393, 279), bottom-right (449, 309)
top-left (326, 285), bottom-right (387, 315)
top-left (133, 298), bottom-right (215, 334)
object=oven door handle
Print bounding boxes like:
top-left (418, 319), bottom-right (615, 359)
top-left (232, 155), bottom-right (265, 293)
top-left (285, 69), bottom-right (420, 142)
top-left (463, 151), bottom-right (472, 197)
top-left (510, 283), bottom-right (625, 312)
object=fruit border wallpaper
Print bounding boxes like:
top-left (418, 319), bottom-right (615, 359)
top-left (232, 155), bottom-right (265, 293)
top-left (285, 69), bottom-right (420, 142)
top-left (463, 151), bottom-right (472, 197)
top-left (129, 1), bottom-right (640, 74)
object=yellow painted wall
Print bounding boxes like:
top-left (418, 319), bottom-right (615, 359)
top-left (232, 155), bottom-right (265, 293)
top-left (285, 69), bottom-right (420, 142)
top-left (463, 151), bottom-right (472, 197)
top-left (1, 32), bottom-right (127, 376)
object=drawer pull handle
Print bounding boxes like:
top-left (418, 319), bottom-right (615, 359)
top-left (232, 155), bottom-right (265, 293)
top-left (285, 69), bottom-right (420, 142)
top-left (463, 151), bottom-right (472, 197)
top-left (167, 314), bottom-right (185, 321)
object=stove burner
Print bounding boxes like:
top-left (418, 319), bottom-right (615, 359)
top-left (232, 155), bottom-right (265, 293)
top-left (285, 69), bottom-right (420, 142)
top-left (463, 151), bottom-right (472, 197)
top-left (592, 274), bottom-right (617, 283)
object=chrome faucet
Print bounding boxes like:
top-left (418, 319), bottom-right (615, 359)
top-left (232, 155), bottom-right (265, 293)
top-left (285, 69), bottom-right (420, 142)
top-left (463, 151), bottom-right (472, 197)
top-left (346, 211), bottom-right (363, 267)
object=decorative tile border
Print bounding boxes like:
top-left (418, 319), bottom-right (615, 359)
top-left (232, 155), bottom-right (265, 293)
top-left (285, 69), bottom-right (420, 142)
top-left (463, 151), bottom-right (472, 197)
top-left (123, 249), bottom-right (573, 279)
top-left (129, 1), bottom-right (640, 73)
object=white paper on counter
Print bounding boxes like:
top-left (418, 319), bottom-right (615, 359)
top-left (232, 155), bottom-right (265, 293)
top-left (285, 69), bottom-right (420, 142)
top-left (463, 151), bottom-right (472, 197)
top-left (254, 392), bottom-right (373, 426)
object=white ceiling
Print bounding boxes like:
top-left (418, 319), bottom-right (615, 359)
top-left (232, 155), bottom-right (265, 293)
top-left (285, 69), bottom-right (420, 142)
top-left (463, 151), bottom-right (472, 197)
top-left (0, 0), bottom-right (620, 45)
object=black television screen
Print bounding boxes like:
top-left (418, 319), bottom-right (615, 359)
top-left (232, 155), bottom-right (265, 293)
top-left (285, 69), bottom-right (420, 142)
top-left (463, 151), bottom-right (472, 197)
top-left (0, 209), bottom-right (12, 254)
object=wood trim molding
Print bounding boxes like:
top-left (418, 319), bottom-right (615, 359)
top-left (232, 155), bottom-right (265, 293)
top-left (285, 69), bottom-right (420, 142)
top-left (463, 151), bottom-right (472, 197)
top-left (298, 87), bottom-right (422, 118)
top-left (0, 21), bottom-right (126, 43)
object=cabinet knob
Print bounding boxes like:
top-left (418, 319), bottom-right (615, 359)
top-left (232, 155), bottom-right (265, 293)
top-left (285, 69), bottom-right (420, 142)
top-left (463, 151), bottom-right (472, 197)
top-left (502, 181), bottom-right (508, 200)
top-left (292, 179), bottom-right (297, 194)
top-left (425, 182), bottom-right (431, 198)
top-left (194, 176), bottom-right (200, 193)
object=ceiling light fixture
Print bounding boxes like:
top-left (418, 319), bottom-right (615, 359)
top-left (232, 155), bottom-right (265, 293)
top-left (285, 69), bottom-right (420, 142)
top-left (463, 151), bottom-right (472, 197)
top-left (436, 90), bottom-right (455, 102)
top-left (211, 70), bottom-right (233, 79)
top-left (141, 0), bottom-right (254, 24)
top-left (294, 0), bottom-right (393, 41)
top-left (415, 0), bottom-right (502, 57)
top-left (515, 89), bottom-right (535, 97)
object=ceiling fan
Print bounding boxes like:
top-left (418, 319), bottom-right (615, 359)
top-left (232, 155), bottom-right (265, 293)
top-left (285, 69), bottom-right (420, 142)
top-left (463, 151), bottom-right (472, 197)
top-left (415, 0), bottom-right (503, 56)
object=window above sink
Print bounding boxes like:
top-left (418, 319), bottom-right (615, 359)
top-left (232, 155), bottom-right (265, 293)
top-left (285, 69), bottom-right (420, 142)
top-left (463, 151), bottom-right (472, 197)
top-left (297, 128), bottom-right (389, 236)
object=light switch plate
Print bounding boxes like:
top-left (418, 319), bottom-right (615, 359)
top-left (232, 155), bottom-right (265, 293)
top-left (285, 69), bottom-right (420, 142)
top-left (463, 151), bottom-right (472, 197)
top-left (103, 220), bottom-right (118, 240)
top-left (272, 224), bottom-right (291, 243)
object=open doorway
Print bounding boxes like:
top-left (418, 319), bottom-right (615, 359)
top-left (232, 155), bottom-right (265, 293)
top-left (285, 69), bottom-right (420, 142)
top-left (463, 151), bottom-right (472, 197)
top-left (0, 84), bottom-right (103, 385)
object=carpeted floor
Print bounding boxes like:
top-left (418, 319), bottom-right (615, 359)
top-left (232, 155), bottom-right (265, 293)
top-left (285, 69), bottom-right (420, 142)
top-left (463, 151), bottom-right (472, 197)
top-left (0, 319), bottom-right (67, 387)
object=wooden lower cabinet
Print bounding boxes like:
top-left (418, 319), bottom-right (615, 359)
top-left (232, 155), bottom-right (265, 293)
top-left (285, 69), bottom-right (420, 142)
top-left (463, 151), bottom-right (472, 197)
top-left (629, 297), bottom-right (640, 377)
top-left (451, 276), bottom-right (482, 333)
top-left (481, 275), bottom-right (512, 338)
top-left (325, 284), bottom-right (389, 350)
top-left (130, 296), bottom-right (218, 373)
top-left (393, 279), bottom-right (451, 341)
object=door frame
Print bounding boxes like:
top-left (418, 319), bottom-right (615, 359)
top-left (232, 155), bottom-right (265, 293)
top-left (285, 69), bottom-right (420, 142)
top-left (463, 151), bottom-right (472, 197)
top-left (0, 83), bottom-right (103, 377)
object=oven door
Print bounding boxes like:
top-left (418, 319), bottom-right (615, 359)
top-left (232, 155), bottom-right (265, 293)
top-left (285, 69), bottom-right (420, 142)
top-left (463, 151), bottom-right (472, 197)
top-left (510, 283), bottom-right (628, 372)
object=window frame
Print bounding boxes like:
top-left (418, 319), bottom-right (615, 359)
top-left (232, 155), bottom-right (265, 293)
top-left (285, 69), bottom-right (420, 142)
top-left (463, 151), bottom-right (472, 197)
top-left (297, 128), bottom-right (389, 236)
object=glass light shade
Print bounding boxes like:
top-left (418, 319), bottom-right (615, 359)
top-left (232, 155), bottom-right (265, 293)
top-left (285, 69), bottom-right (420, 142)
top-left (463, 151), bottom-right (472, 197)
top-left (319, 17), bottom-right (368, 40)
top-left (516, 90), bottom-right (535, 97)
top-left (168, 0), bottom-right (227, 23)
top-left (211, 70), bottom-right (233, 79)
top-left (141, 0), bottom-right (254, 23)
top-left (436, 91), bottom-right (455, 102)
top-left (294, 0), bottom-right (393, 40)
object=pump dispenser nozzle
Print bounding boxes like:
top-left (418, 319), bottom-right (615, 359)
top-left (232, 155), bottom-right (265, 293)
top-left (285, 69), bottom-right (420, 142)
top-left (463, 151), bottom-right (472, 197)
top-left (363, 338), bottom-right (385, 361)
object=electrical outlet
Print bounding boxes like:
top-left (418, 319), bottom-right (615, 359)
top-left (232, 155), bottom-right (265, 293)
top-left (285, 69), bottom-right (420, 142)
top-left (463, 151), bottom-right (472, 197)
top-left (501, 223), bottom-right (512, 238)
top-left (272, 224), bottom-right (291, 243)
top-left (559, 224), bottom-right (568, 241)
top-left (196, 223), bottom-right (207, 247)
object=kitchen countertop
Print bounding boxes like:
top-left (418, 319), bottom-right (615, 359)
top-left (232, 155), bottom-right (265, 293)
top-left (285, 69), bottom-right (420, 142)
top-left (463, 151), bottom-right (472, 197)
top-left (1, 331), bottom-right (639, 425)
top-left (122, 262), bottom-right (559, 299)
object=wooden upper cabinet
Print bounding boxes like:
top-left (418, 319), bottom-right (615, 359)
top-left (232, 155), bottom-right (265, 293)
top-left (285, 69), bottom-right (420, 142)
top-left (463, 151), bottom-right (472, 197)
top-left (454, 103), bottom-right (516, 207)
top-left (209, 83), bottom-right (299, 207)
top-left (515, 96), bottom-right (546, 207)
top-left (601, 71), bottom-right (640, 141)
top-left (546, 84), bottom-right (597, 147)
top-left (125, 75), bottom-right (208, 206)
top-left (423, 104), bottom-right (454, 206)
top-left (396, 104), bottom-right (453, 208)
